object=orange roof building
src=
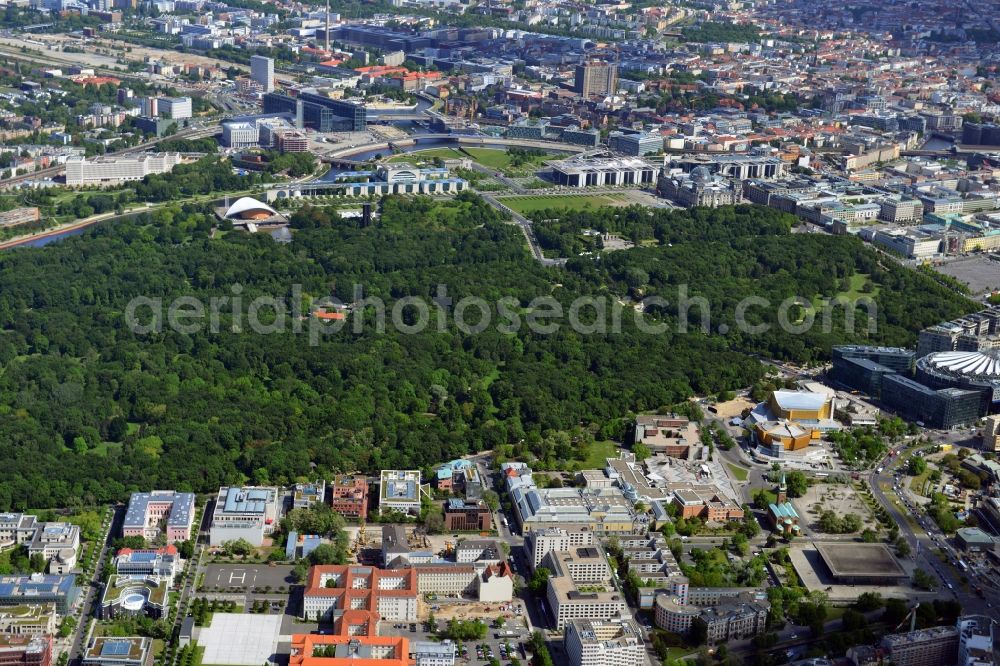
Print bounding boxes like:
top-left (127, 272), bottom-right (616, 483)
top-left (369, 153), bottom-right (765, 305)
top-left (290, 635), bottom-right (411, 666)
top-left (333, 609), bottom-right (380, 637)
top-left (303, 566), bottom-right (418, 623)
top-left (74, 76), bottom-right (121, 86)
top-left (355, 65), bottom-right (408, 74)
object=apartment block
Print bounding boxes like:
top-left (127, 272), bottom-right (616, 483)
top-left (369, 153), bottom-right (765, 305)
top-left (564, 619), bottom-right (645, 666)
top-left (527, 528), bottom-right (595, 570)
top-left (880, 625), bottom-right (959, 666)
top-left (330, 475), bottom-right (369, 520)
top-left (123, 491), bottom-right (196, 543)
top-left (544, 549), bottom-right (625, 630)
top-left (574, 62), bottom-right (617, 97)
top-left (64, 153), bottom-right (180, 187)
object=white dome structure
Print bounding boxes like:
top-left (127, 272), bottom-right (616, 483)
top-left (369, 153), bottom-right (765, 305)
top-left (224, 197), bottom-right (277, 220)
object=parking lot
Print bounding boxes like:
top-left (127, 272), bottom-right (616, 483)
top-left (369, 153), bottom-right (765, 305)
top-left (199, 564), bottom-right (300, 614)
top-left (383, 616), bottom-right (532, 665)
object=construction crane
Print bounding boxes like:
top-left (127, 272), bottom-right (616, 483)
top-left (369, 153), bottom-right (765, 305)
top-left (894, 603), bottom-right (920, 634)
top-left (351, 518), bottom-right (368, 555)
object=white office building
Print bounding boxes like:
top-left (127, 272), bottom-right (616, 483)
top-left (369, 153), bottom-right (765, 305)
top-left (410, 640), bottom-right (456, 666)
top-left (0, 514), bottom-right (38, 547)
top-left (209, 486), bottom-right (281, 547)
top-left (250, 55), bottom-right (275, 93)
top-left (958, 616), bottom-right (997, 666)
top-left (27, 523), bottom-right (80, 575)
top-left (527, 528), bottom-right (595, 569)
top-left (549, 156), bottom-right (658, 188)
top-left (160, 97), bottom-right (192, 120)
top-left (545, 548), bottom-right (626, 630)
top-left (113, 547), bottom-right (181, 583)
top-left (565, 619), bottom-right (645, 666)
top-left (65, 153), bottom-right (181, 186)
top-left (221, 121), bottom-right (260, 149)
top-left (378, 470), bottom-right (426, 516)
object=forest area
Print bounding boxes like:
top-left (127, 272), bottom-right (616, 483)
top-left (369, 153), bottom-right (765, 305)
top-left (0, 195), bottom-right (977, 510)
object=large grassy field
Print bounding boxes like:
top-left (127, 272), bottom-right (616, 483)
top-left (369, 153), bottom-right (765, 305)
top-left (579, 440), bottom-right (619, 469)
top-left (386, 147), bottom-right (559, 174)
top-left (385, 147), bottom-right (466, 163)
top-left (461, 147), bottom-right (515, 170)
top-left (500, 194), bottom-right (627, 214)
top-left (813, 273), bottom-right (880, 308)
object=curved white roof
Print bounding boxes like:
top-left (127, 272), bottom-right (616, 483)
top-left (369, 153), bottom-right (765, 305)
top-left (928, 351), bottom-right (1000, 378)
top-left (224, 197), bottom-right (277, 219)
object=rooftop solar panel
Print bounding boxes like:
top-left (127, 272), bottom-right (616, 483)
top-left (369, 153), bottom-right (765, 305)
top-left (101, 641), bottom-right (132, 657)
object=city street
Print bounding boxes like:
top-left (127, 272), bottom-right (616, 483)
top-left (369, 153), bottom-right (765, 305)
top-left (67, 505), bottom-right (123, 666)
top-left (869, 447), bottom-right (998, 620)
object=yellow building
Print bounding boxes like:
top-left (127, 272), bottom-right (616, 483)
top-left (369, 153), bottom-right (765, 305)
top-left (963, 234), bottom-right (1000, 253)
top-left (748, 390), bottom-right (840, 453)
top-left (754, 421), bottom-right (812, 452)
top-left (766, 390), bottom-right (835, 422)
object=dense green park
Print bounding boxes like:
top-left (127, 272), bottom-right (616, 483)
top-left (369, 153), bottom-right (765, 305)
top-left (0, 195), bottom-right (976, 510)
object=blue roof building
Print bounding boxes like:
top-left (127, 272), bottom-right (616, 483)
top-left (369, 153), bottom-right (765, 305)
top-left (0, 573), bottom-right (78, 613)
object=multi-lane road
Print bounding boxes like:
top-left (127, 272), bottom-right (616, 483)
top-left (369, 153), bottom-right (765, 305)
top-left (870, 446), bottom-right (998, 620)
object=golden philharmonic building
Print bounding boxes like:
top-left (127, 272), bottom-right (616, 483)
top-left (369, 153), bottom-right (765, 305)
top-left (749, 390), bottom-right (838, 454)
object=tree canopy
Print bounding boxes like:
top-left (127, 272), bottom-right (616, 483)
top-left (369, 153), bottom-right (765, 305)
top-left (0, 196), bottom-right (975, 509)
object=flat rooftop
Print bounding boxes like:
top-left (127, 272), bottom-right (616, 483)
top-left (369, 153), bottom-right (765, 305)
top-left (86, 637), bottom-right (150, 662)
top-left (815, 542), bottom-right (907, 578)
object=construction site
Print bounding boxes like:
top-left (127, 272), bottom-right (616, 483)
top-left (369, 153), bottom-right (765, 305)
top-left (345, 522), bottom-right (471, 564)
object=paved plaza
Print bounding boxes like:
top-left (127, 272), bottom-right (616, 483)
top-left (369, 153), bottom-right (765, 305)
top-left (199, 613), bottom-right (282, 665)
